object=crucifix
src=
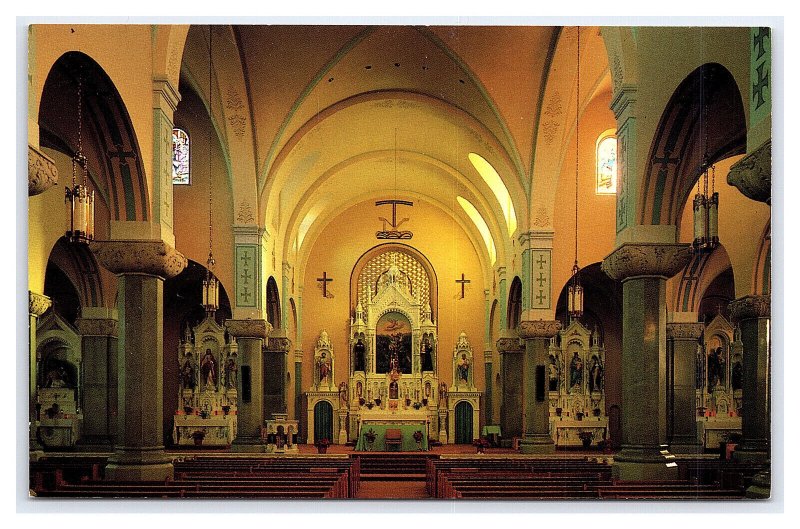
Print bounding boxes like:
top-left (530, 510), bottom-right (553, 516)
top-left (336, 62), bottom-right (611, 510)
top-left (317, 272), bottom-right (333, 298)
top-left (375, 200), bottom-right (413, 239)
top-left (456, 273), bottom-right (471, 299)
top-left (106, 142), bottom-right (138, 166)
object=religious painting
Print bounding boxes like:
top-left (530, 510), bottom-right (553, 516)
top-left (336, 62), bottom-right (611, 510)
top-left (375, 311), bottom-right (412, 374)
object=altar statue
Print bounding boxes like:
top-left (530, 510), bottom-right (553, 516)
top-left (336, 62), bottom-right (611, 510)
top-left (339, 381), bottom-right (349, 407)
top-left (548, 356), bottom-right (559, 391)
top-left (225, 357), bottom-right (237, 389)
top-left (589, 355), bottom-right (603, 392)
top-left (457, 353), bottom-right (470, 382)
top-left (353, 338), bottom-right (366, 372)
top-left (200, 349), bottom-right (217, 388)
top-left (421, 337), bottom-right (434, 372)
top-left (318, 352), bottom-right (331, 384)
top-left (569, 351), bottom-right (583, 390)
top-left (180, 359), bottom-right (196, 390)
top-left (707, 347), bottom-right (725, 391)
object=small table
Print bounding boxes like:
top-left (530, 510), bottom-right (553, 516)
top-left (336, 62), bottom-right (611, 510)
top-left (481, 425), bottom-right (502, 446)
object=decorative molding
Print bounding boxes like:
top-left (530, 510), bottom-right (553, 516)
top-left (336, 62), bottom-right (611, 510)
top-left (518, 320), bottom-right (562, 339)
top-left (496, 337), bottom-right (524, 353)
top-left (267, 337), bottom-right (292, 352)
top-left (28, 145), bottom-right (58, 196)
top-left (225, 88), bottom-right (247, 139)
top-left (666, 322), bottom-right (704, 341)
top-left (728, 295), bottom-right (770, 323)
top-left (225, 319), bottom-right (272, 340)
top-left (727, 139), bottom-right (771, 204)
top-left (152, 77), bottom-right (181, 113)
top-left (76, 318), bottom-right (119, 337)
top-left (29, 291), bottom-right (52, 317)
top-left (533, 206), bottom-right (551, 228)
top-left (611, 54), bottom-right (624, 94)
top-left (89, 240), bottom-right (187, 279)
top-left (236, 201), bottom-right (255, 224)
top-left (601, 243), bottom-right (691, 282)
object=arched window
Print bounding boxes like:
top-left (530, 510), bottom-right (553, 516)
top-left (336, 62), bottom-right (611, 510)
top-left (172, 127), bottom-right (190, 185)
top-left (596, 131), bottom-right (617, 194)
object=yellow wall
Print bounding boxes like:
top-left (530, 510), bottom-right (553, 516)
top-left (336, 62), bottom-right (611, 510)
top-left (300, 198), bottom-right (486, 397)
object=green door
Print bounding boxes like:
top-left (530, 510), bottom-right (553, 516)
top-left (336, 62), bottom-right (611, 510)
top-left (455, 401), bottom-right (473, 444)
top-left (314, 401), bottom-right (334, 443)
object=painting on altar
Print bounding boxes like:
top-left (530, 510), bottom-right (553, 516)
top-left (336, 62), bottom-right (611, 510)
top-left (376, 311), bottom-right (412, 374)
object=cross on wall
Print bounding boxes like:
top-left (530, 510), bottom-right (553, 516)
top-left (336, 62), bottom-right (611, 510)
top-left (456, 273), bottom-right (471, 299)
top-left (317, 271), bottom-right (333, 298)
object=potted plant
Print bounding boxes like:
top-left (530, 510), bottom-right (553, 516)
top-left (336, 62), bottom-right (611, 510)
top-left (359, 397), bottom-right (366, 406)
top-left (412, 402), bottom-right (422, 410)
top-left (473, 437), bottom-right (490, 454)
top-left (366, 401), bottom-right (374, 410)
top-left (221, 405), bottom-right (231, 415)
top-left (364, 429), bottom-right (377, 451)
top-left (374, 398), bottom-right (382, 407)
top-left (578, 431), bottom-right (593, 448)
top-left (183, 405), bottom-right (194, 415)
top-left (191, 430), bottom-right (206, 446)
top-left (315, 438), bottom-right (331, 454)
top-left (413, 430), bottom-right (424, 451)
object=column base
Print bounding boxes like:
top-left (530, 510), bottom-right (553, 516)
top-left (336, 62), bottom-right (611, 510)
top-left (668, 438), bottom-right (703, 455)
top-left (745, 469), bottom-right (771, 499)
top-left (104, 448), bottom-right (173, 482)
top-left (612, 446), bottom-right (678, 481)
top-left (231, 436), bottom-right (266, 452)
top-left (732, 446), bottom-right (770, 464)
top-left (518, 434), bottom-right (555, 454)
top-left (75, 436), bottom-right (114, 452)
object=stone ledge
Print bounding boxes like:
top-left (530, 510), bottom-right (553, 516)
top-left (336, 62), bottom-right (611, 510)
top-left (29, 291), bottom-right (52, 317)
top-left (666, 322), bottom-right (704, 340)
top-left (89, 240), bottom-right (187, 279)
top-left (728, 295), bottom-right (770, 323)
top-left (602, 242), bottom-right (691, 282)
top-left (225, 319), bottom-right (272, 340)
top-left (28, 144), bottom-right (58, 196)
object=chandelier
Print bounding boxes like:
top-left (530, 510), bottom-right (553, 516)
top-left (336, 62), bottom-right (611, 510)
top-left (65, 69), bottom-right (95, 244)
top-left (202, 25), bottom-right (219, 314)
top-left (567, 26), bottom-right (584, 321)
top-left (692, 68), bottom-right (720, 255)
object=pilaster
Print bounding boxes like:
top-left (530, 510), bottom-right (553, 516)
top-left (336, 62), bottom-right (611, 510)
top-left (666, 321), bottom-right (704, 454)
top-left (729, 295), bottom-right (770, 463)
top-left (602, 242), bottom-right (691, 481)
top-left (518, 231), bottom-right (554, 318)
top-left (518, 320), bottom-right (561, 453)
top-left (232, 225), bottom-right (268, 320)
top-left (151, 78), bottom-right (181, 248)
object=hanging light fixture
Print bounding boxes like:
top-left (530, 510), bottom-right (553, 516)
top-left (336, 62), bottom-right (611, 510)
top-left (568, 26), bottom-right (584, 322)
top-left (65, 67), bottom-right (95, 244)
top-left (692, 69), bottom-right (720, 254)
top-left (202, 25), bottom-right (219, 314)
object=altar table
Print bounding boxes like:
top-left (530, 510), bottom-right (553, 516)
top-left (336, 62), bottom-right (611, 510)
top-left (355, 423), bottom-right (429, 451)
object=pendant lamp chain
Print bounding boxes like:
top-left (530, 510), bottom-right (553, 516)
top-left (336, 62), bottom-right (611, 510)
top-left (203, 25), bottom-right (219, 314)
top-left (65, 64), bottom-right (95, 244)
top-left (568, 26), bottom-right (584, 322)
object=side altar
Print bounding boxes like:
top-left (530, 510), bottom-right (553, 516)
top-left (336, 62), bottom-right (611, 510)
top-left (172, 313), bottom-right (238, 447)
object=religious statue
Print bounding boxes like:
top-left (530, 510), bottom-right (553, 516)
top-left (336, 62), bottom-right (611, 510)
top-left (421, 337), bottom-right (434, 372)
top-left (317, 352), bottom-right (331, 384)
top-left (339, 381), bottom-right (349, 407)
top-left (731, 361), bottom-right (743, 391)
top-left (180, 359), bottom-right (196, 390)
top-left (225, 357), bottom-right (237, 389)
top-left (569, 351), bottom-right (583, 390)
top-left (695, 345), bottom-right (706, 390)
top-left (548, 356), bottom-right (559, 392)
top-left (589, 355), bottom-right (603, 392)
top-left (45, 365), bottom-right (69, 388)
top-left (707, 347), bottom-right (726, 391)
top-left (353, 338), bottom-right (366, 372)
top-left (457, 353), bottom-right (470, 383)
top-left (438, 382), bottom-right (448, 408)
top-left (200, 349), bottom-right (217, 388)
top-left (389, 380), bottom-right (399, 400)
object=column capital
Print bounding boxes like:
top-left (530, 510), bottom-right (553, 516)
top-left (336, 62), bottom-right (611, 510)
top-left (728, 295), bottom-right (771, 323)
top-left (602, 242), bottom-right (691, 282)
top-left (518, 320), bottom-right (562, 339)
top-left (727, 139), bottom-right (771, 204)
top-left (76, 317), bottom-right (119, 337)
top-left (517, 230), bottom-right (554, 247)
top-left (666, 322), bottom-right (704, 341)
top-left (225, 318), bottom-right (272, 340)
top-left (282, 261), bottom-right (292, 275)
top-left (29, 291), bottom-right (52, 317)
top-left (152, 77), bottom-right (181, 113)
top-left (294, 349), bottom-right (304, 363)
top-left (496, 337), bottom-right (524, 353)
top-left (610, 85), bottom-right (637, 122)
top-left (28, 144), bottom-right (58, 196)
top-left (268, 336), bottom-right (292, 352)
top-left (89, 240), bottom-right (187, 279)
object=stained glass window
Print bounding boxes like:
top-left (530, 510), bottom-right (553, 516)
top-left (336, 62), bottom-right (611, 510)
top-left (172, 128), bottom-right (190, 185)
top-left (596, 133), bottom-right (617, 194)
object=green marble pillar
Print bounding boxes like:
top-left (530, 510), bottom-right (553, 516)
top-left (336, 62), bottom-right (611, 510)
top-left (225, 318), bottom-right (271, 448)
top-left (602, 242), bottom-right (691, 481)
top-left (666, 322), bottom-right (704, 454)
top-left (90, 240), bottom-right (187, 482)
top-left (29, 291), bottom-right (52, 455)
top-left (497, 335), bottom-right (524, 445)
top-left (729, 295), bottom-right (770, 463)
top-left (75, 316), bottom-right (119, 450)
top-left (518, 320), bottom-right (561, 453)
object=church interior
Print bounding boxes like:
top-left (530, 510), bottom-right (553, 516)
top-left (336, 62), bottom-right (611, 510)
top-left (25, 23), bottom-right (774, 501)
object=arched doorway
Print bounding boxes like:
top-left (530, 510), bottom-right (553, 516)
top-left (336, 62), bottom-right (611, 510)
top-left (454, 401), bottom-right (474, 444)
top-left (313, 401), bottom-right (334, 444)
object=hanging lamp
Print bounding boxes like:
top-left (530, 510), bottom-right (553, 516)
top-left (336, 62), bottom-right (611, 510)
top-left (567, 26), bottom-right (584, 322)
top-left (65, 67), bottom-right (95, 244)
top-left (202, 25), bottom-right (219, 314)
top-left (692, 69), bottom-right (720, 254)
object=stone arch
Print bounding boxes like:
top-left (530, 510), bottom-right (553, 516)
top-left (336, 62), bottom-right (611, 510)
top-left (673, 245), bottom-right (734, 314)
top-left (46, 237), bottom-right (110, 311)
top-left (266, 276), bottom-right (281, 330)
top-left (507, 276), bottom-right (522, 330)
top-left (639, 63), bottom-right (746, 227)
top-left (752, 221), bottom-right (771, 296)
top-left (39, 51), bottom-right (150, 223)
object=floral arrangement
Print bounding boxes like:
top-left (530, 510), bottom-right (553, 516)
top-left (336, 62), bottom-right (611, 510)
top-left (315, 438), bottom-right (331, 448)
top-left (578, 431), bottom-right (594, 442)
top-left (364, 429), bottom-right (377, 444)
top-left (413, 430), bottom-right (424, 443)
top-left (473, 437), bottom-right (490, 453)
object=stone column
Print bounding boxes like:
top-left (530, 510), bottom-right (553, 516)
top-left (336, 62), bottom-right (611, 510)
top-left (602, 242), bottom-right (691, 481)
top-left (265, 334), bottom-right (291, 418)
top-left (518, 320), bottom-right (561, 454)
top-left (483, 289), bottom-right (493, 426)
top-left (89, 240), bottom-right (187, 481)
top-left (666, 321), bottom-right (704, 454)
top-left (29, 291), bottom-right (52, 455)
top-left (75, 313), bottom-right (119, 450)
top-left (294, 349), bottom-right (303, 428)
top-left (225, 318), bottom-right (271, 448)
top-left (496, 335), bottom-right (524, 445)
top-left (438, 410), bottom-right (448, 444)
top-left (729, 295), bottom-right (770, 462)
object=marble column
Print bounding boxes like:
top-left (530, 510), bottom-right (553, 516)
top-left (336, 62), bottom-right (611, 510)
top-left (666, 322), bottom-right (704, 454)
top-left (729, 295), bottom-right (770, 462)
top-left (225, 318), bottom-right (271, 447)
top-left (265, 334), bottom-right (291, 418)
top-left (29, 291), bottom-right (52, 455)
top-left (602, 242), bottom-right (692, 481)
top-left (518, 320), bottom-right (561, 454)
top-left (89, 240), bottom-right (187, 481)
top-left (294, 349), bottom-right (303, 438)
top-left (496, 335), bottom-right (524, 445)
top-left (75, 314), bottom-right (119, 449)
